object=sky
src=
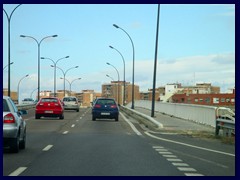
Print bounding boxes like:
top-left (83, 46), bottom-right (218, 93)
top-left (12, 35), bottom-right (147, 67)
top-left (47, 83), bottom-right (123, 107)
top-left (3, 4), bottom-right (235, 101)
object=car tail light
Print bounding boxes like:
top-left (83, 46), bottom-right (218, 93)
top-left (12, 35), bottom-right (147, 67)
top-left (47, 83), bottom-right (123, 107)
top-left (4, 113), bottom-right (16, 123)
top-left (110, 105), bottom-right (117, 108)
top-left (94, 104), bottom-right (101, 108)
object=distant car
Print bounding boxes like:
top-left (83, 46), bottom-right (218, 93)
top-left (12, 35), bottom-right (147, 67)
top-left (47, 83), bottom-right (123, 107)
top-left (62, 96), bottom-right (79, 112)
top-left (92, 98), bottom-right (119, 121)
top-left (3, 96), bottom-right (27, 153)
top-left (35, 97), bottom-right (64, 119)
top-left (22, 98), bottom-right (35, 104)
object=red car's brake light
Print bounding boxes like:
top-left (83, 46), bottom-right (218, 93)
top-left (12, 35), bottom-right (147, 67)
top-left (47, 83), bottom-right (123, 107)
top-left (4, 113), bottom-right (15, 123)
top-left (94, 104), bottom-right (101, 108)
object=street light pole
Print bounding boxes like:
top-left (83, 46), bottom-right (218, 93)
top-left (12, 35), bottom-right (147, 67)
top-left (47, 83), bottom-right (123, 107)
top-left (54, 66), bottom-right (79, 97)
top-left (41, 56), bottom-right (69, 97)
top-left (151, 4), bottom-right (160, 118)
top-left (109, 45), bottom-right (126, 106)
top-left (3, 62), bottom-right (14, 71)
top-left (113, 24), bottom-right (135, 109)
top-left (3, 4), bottom-right (22, 97)
top-left (20, 34), bottom-right (58, 101)
top-left (106, 74), bottom-right (115, 98)
top-left (106, 74), bottom-right (114, 81)
top-left (107, 62), bottom-right (120, 105)
top-left (30, 88), bottom-right (38, 100)
top-left (17, 74), bottom-right (29, 104)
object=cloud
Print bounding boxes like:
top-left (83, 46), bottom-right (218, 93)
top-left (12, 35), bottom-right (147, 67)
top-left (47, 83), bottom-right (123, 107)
top-left (7, 52), bottom-right (234, 101)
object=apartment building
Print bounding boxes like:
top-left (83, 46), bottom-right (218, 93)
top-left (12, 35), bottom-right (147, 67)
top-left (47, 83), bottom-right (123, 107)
top-left (102, 81), bottom-right (140, 105)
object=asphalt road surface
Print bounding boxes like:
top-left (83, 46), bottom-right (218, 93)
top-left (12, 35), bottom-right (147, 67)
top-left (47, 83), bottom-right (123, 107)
top-left (3, 108), bottom-right (235, 176)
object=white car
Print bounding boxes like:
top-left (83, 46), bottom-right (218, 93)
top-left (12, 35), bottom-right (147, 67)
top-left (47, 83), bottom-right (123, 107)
top-left (22, 98), bottom-right (35, 104)
top-left (62, 96), bottom-right (79, 112)
top-left (3, 96), bottom-right (27, 152)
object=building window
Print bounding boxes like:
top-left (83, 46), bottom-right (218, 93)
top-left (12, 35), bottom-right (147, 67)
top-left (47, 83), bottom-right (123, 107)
top-left (194, 98), bottom-right (198, 102)
top-left (187, 98), bottom-right (191, 103)
top-left (205, 97), bottom-right (210, 103)
top-left (231, 98), bottom-right (235, 103)
top-left (213, 98), bottom-right (219, 104)
top-left (226, 98), bottom-right (230, 103)
top-left (181, 98), bottom-right (184, 102)
top-left (199, 98), bottom-right (203, 102)
top-left (221, 98), bottom-right (225, 103)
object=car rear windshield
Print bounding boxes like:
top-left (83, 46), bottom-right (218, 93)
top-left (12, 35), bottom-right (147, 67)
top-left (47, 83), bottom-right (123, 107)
top-left (63, 97), bottom-right (77, 101)
top-left (96, 99), bottom-right (116, 105)
top-left (41, 98), bottom-right (58, 103)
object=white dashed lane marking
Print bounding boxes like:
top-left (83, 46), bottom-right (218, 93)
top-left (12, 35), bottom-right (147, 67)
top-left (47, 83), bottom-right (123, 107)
top-left (63, 131), bottom-right (69, 134)
top-left (71, 124), bottom-right (75, 128)
top-left (153, 146), bottom-right (204, 176)
top-left (42, 145), bottom-right (53, 151)
top-left (9, 167), bottom-right (27, 176)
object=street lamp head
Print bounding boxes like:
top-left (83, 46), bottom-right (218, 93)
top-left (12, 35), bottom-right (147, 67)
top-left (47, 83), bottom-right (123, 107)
top-left (65, 56), bottom-right (70, 58)
top-left (52, 35), bottom-right (58, 37)
top-left (41, 57), bottom-right (45, 59)
top-left (26, 74), bottom-right (29, 77)
top-left (75, 66), bottom-right (79, 68)
top-left (20, 35), bottom-right (26, 38)
top-left (109, 45), bottom-right (114, 49)
top-left (106, 74), bottom-right (109, 77)
top-left (106, 62), bottom-right (110, 65)
top-left (50, 65), bottom-right (54, 67)
top-left (10, 62), bottom-right (14, 65)
top-left (113, 24), bottom-right (119, 28)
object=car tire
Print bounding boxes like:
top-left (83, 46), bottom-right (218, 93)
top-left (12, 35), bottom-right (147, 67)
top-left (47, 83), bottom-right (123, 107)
top-left (35, 114), bottom-right (40, 119)
top-left (19, 130), bottom-right (26, 149)
top-left (76, 109), bottom-right (79, 112)
top-left (11, 136), bottom-right (20, 153)
top-left (60, 114), bottom-right (64, 119)
top-left (115, 116), bottom-right (119, 121)
top-left (92, 116), bottom-right (96, 121)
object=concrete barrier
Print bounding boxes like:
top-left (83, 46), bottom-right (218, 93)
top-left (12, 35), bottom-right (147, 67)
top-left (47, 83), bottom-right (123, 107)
top-left (120, 106), bottom-right (163, 130)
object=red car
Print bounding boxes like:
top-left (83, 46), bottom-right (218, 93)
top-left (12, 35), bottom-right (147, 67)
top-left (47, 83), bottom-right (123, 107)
top-left (35, 97), bottom-right (64, 119)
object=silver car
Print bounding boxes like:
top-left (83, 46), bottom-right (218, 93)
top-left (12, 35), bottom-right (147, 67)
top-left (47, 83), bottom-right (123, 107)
top-left (62, 96), bottom-right (80, 112)
top-left (3, 96), bottom-right (27, 153)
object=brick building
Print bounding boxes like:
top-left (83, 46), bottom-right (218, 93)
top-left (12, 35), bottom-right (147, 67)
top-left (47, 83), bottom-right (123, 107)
top-left (171, 89), bottom-right (235, 107)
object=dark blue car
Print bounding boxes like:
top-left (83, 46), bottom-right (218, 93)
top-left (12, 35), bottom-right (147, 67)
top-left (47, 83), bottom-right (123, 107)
top-left (92, 98), bottom-right (119, 121)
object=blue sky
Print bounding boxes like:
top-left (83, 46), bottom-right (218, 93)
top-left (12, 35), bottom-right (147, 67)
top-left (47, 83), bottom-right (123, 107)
top-left (3, 4), bottom-right (235, 101)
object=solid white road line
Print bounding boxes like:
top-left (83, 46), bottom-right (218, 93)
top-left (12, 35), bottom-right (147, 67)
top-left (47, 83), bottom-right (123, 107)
top-left (42, 145), bottom-right (53, 151)
top-left (120, 112), bottom-right (142, 136)
top-left (145, 131), bottom-right (235, 157)
top-left (9, 167), bottom-right (27, 176)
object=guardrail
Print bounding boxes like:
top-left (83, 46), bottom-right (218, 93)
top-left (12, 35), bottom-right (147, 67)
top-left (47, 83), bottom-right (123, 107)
top-left (215, 118), bottom-right (235, 137)
top-left (120, 106), bottom-right (163, 130)
top-left (16, 104), bottom-right (36, 110)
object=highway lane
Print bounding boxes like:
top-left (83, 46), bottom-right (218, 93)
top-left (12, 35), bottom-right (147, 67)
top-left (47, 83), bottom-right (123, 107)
top-left (3, 108), bottom-right (235, 176)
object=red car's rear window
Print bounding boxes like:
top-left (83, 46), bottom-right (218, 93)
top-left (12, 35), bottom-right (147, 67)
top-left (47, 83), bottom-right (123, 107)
top-left (41, 98), bottom-right (58, 103)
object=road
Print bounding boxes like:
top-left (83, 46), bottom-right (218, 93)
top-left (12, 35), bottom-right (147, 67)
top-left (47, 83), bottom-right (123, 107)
top-left (3, 108), bottom-right (235, 176)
